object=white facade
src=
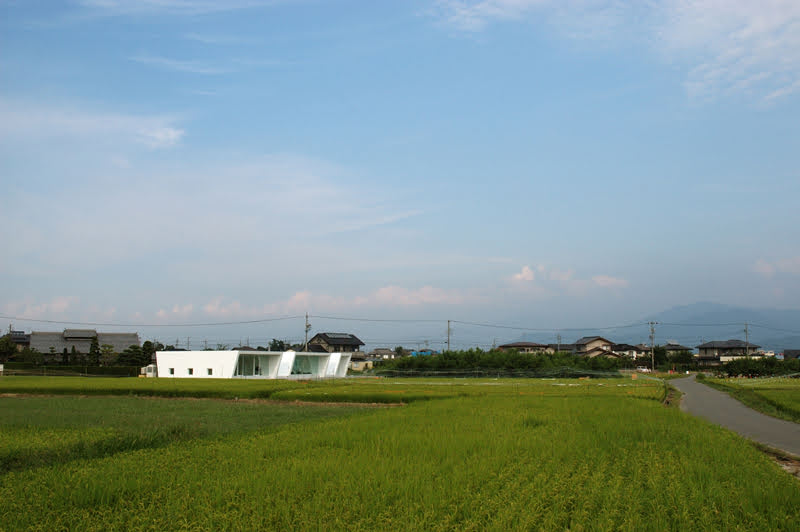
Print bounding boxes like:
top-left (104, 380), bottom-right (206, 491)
top-left (156, 350), bottom-right (351, 379)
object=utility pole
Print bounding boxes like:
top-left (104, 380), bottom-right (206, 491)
top-left (304, 313), bottom-right (311, 351)
top-left (649, 321), bottom-right (658, 371)
top-left (447, 320), bottom-right (451, 352)
top-left (204, 339), bottom-right (208, 350)
top-left (744, 322), bottom-right (749, 359)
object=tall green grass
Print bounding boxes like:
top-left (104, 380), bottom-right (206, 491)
top-left (1, 379), bottom-right (798, 530)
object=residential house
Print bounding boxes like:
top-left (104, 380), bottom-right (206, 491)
top-left (696, 340), bottom-right (761, 363)
top-left (349, 354), bottom-right (374, 372)
top-left (9, 330), bottom-right (30, 351)
top-left (545, 343), bottom-right (576, 354)
top-left (496, 341), bottom-right (547, 353)
top-left (663, 342), bottom-right (693, 356)
top-left (612, 343), bottom-right (647, 359)
top-left (574, 336), bottom-right (618, 358)
top-left (307, 333), bottom-right (364, 353)
top-left (369, 348), bottom-right (397, 360)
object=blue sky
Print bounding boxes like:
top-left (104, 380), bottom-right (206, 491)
top-left (2, 1), bottom-right (799, 348)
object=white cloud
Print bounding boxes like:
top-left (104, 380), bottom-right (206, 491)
top-left (2, 296), bottom-right (79, 319)
top-left (0, 98), bottom-right (184, 149)
top-left (130, 55), bottom-right (231, 75)
top-left (432, 0), bottom-right (800, 102)
top-left (591, 275), bottom-right (629, 288)
top-left (660, 0), bottom-right (800, 101)
top-left (548, 268), bottom-right (574, 281)
top-left (367, 286), bottom-right (465, 306)
top-left (755, 257), bottom-right (800, 276)
top-left (1, 148), bottom-right (424, 282)
top-left (183, 32), bottom-right (260, 45)
top-left (754, 259), bottom-right (776, 277)
top-left (137, 126), bottom-right (185, 148)
top-left (508, 264), bottom-right (626, 294)
top-left (156, 304), bottom-right (194, 319)
top-left (511, 265), bottom-right (535, 281)
top-left (197, 286), bottom-right (467, 319)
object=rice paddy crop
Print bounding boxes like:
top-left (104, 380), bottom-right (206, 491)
top-left (1, 376), bottom-right (798, 530)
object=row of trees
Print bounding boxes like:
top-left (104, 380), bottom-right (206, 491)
top-left (715, 356), bottom-right (800, 377)
top-left (375, 348), bottom-right (637, 376)
top-left (373, 346), bottom-right (701, 375)
top-left (0, 335), bottom-right (159, 367)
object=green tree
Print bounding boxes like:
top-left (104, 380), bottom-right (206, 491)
top-left (668, 350), bottom-right (695, 365)
top-left (269, 339), bottom-right (287, 351)
top-left (0, 335), bottom-right (16, 362)
top-left (653, 346), bottom-right (668, 368)
top-left (72, 346), bottom-right (79, 365)
top-left (100, 344), bottom-right (116, 366)
top-left (19, 347), bottom-right (43, 365)
top-left (118, 344), bottom-right (147, 366)
top-left (89, 337), bottom-right (101, 365)
top-left (141, 341), bottom-right (156, 364)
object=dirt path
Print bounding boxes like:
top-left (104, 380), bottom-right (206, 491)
top-left (672, 376), bottom-right (800, 457)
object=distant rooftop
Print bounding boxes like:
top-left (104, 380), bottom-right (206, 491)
top-left (696, 339), bottom-right (761, 349)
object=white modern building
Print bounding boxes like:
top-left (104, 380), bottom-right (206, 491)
top-left (155, 350), bottom-right (351, 379)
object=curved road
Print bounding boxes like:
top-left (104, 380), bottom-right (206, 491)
top-left (671, 376), bottom-right (800, 457)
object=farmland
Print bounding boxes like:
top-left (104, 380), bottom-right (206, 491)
top-left (1, 376), bottom-right (799, 530)
top-left (703, 376), bottom-right (800, 424)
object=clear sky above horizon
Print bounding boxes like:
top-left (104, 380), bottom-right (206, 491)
top-left (2, 1), bottom-right (799, 348)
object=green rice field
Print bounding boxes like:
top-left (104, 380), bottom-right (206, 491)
top-left (704, 376), bottom-right (800, 424)
top-left (1, 376), bottom-right (799, 530)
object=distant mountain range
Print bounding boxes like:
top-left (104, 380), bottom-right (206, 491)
top-left (517, 302), bottom-right (800, 353)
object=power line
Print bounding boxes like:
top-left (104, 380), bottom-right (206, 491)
top-left (449, 320), bottom-right (646, 332)
top-left (658, 322), bottom-right (746, 327)
top-left (310, 315), bottom-right (441, 323)
top-left (748, 323), bottom-right (800, 335)
top-left (4, 311), bottom-right (799, 337)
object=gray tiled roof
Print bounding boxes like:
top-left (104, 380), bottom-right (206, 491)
top-left (663, 343), bottom-right (692, 351)
top-left (574, 336), bottom-right (611, 345)
top-left (696, 339), bottom-right (760, 349)
top-left (310, 333), bottom-right (365, 346)
top-left (498, 342), bottom-right (547, 348)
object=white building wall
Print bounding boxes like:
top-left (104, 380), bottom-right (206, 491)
top-left (156, 350), bottom-right (352, 379)
top-left (156, 351), bottom-right (239, 378)
top-left (335, 353), bottom-right (351, 377)
top-left (276, 351), bottom-right (296, 378)
top-left (325, 353), bottom-right (342, 377)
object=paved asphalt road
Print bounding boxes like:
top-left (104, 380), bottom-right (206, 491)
top-left (671, 376), bottom-right (800, 457)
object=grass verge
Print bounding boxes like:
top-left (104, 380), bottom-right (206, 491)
top-left (703, 378), bottom-right (800, 424)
